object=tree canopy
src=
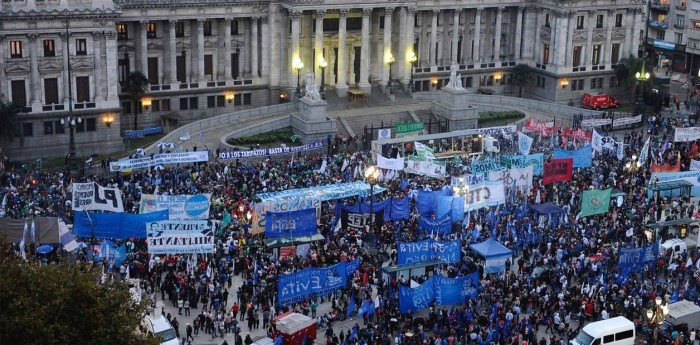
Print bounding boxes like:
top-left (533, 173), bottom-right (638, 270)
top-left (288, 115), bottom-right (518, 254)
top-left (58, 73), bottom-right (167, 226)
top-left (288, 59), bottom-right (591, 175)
top-left (511, 64), bottom-right (532, 98)
top-left (121, 71), bottom-right (150, 130)
top-left (0, 245), bottom-right (159, 345)
top-left (0, 94), bottom-right (29, 146)
top-left (615, 55), bottom-right (654, 92)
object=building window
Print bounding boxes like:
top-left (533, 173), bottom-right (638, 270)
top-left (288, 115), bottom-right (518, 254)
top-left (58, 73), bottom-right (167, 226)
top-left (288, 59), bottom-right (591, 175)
top-left (592, 44), bottom-right (601, 65)
top-left (11, 80), bottom-right (27, 106)
top-left (147, 57), bottom-right (159, 85)
top-left (175, 22), bottom-right (185, 37)
top-left (204, 55), bottom-right (213, 79)
top-left (610, 76), bottom-right (620, 87)
top-left (180, 98), bottom-right (189, 110)
top-left (203, 21), bottom-right (213, 36)
top-left (75, 39), bottom-right (87, 56)
top-left (122, 101), bottom-right (131, 115)
top-left (657, 30), bottom-right (665, 40)
top-left (536, 76), bottom-right (545, 88)
top-left (117, 23), bottom-right (128, 40)
top-left (22, 123), bottom-right (33, 137)
top-left (10, 41), bottom-right (23, 58)
top-left (576, 16), bottom-right (585, 29)
top-left (147, 23), bottom-right (157, 39)
top-left (207, 96), bottom-right (216, 108)
top-left (189, 97), bottom-right (198, 109)
top-left (243, 93), bottom-right (252, 105)
top-left (615, 14), bottom-right (623, 27)
top-left (217, 95), bottom-right (225, 107)
top-left (543, 44), bottom-right (550, 64)
top-left (162, 99), bottom-right (171, 111)
top-left (44, 121), bottom-right (53, 135)
top-left (571, 79), bottom-right (584, 91)
top-left (676, 32), bottom-right (683, 44)
top-left (572, 46), bottom-right (582, 67)
top-left (230, 20), bottom-right (239, 35)
top-left (43, 39), bottom-right (55, 57)
top-left (151, 100), bottom-right (160, 112)
top-left (545, 14), bottom-right (551, 28)
top-left (75, 76), bottom-right (90, 103)
top-left (75, 120), bottom-right (85, 133)
top-left (44, 78), bottom-right (59, 105)
top-left (176, 54), bottom-right (186, 83)
top-left (611, 43), bottom-right (620, 64)
top-left (677, 17), bottom-right (685, 28)
top-left (590, 78), bottom-right (598, 89)
top-left (55, 120), bottom-right (65, 134)
top-left (86, 118), bottom-right (96, 132)
top-left (118, 57), bottom-right (130, 84)
top-left (596, 15), bottom-right (604, 28)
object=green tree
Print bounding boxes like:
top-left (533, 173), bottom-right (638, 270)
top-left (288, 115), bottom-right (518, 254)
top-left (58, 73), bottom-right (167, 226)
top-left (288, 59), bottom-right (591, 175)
top-left (511, 64), bottom-right (532, 98)
top-left (0, 247), bottom-right (160, 345)
top-left (615, 55), bottom-right (654, 92)
top-left (0, 94), bottom-right (29, 146)
top-left (121, 71), bottom-right (150, 130)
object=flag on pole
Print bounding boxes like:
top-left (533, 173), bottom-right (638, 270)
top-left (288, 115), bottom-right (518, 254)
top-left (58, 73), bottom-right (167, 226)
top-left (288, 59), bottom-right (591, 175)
top-left (639, 137), bottom-right (650, 164)
top-left (580, 188), bottom-right (612, 218)
top-left (30, 219), bottom-right (36, 243)
top-left (58, 218), bottom-right (79, 252)
top-left (518, 132), bottom-right (534, 155)
top-left (19, 220), bottom-right (27, 260)
top-left (346, 296), bottom-right (356, 317)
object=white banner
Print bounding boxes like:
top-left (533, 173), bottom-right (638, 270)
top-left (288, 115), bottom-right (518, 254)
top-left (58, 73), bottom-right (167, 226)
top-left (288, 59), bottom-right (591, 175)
top-left (476, 125), bottom-right (517, 137)
top-left (518, 133), bottom-right (534, 155)
top-left (377, 154), bottom-right (405, 170)
top-left (139, 194), bottom-right (212, 220)
top-left (675, 127), bottom-right (700, 142)
top-left (510, 165), bottom-right (534, 189)
top-left (612, 115), bottom-right (642, 127)
top-left (377, 128), bottom-right (392, 140)
top-left (110, 151), bottom-right (209, 172)
top-left (464, 181), bottom-right (506, 211)
top-left (147, 220), bottom-right (215, 254)
top-left (691, 160), bottom-right (700, 171)
top-left (72, 182), bottom-right (124, 212)
top-left (414, 142), bottom-right (435, 160)
top-left (581, 118), bottom-right (612, 127)
top-left (616, 141), bottom-right (624, 160)
top-left (639, 137), bottom-right (650, 164)
top-left (591, 130), bottom-right (604, 152)
top-left (405, 157), bottom-right (446, 178)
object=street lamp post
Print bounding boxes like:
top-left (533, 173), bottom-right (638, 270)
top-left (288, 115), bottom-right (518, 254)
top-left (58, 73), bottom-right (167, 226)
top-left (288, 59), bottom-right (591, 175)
top-left (636, 61), bottom-right (651, 126)
top-left (293, 57), bottom-right (304, 100)
top-left (318, 56), bottom-right (327, 100)
top-left (407, 52), bottom-right (417, 93)
top-left (364, 165), bottom-right (380, 243)
top-left (646, 296), bottom-right (669, 343)
top-left (385, 53), bottom-right (395, 94)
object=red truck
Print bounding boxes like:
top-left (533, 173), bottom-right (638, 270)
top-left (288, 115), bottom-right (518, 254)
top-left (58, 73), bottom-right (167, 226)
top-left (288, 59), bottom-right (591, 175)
top-left (581, 93), bottom-right (621, 110)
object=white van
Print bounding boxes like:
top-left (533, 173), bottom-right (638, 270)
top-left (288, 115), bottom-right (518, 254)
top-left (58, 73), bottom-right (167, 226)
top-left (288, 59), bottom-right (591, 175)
top-left (570, 316), bottom-right (635, 345)
top-left (660, 238), bottom-right (689, 258)
top-left (140, 315), bottom-right (179, 345)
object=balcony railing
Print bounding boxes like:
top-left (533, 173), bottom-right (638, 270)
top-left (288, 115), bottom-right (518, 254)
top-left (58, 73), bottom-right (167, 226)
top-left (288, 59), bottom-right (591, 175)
top-left (650, 2), bottom-right (670, 11)
top-left (649, 20), bottom-right (669, 29)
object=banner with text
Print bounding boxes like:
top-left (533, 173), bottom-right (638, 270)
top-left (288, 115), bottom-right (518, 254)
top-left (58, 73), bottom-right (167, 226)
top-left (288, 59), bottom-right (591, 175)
top-left (471, 159), bottom-right (502, 174)
top-left (399, 276), bottom-right (435, 314)
top-left (581, 118), bottom-right (612, 127)
top-left (618, 243), bottom-right (659, 277)
top-left (265, 208), bottom-right (318, 238)
top-left (464, 181), bottom-right (506, 211)
top-left (277, 261), bottom-right (348, 306)
top-left (612, 114), bottom-right (642, 127)
top-left (524, 119), bottom-right (555, 136)
top-left (140, 194), bottom-right (211, 220)
top-left (377, 154), bottom-right (405, 170)
top-left (543, 158), bottom-right (573, 185)
top-left (72, 182), bottom-right (125, 212)
top-left (562, 128), bottom-right (592, 141)
top-left (110, 151), bottom-right (209, 172)
top-left (146, 220), bottom-right (215, 254)
top-left (434, 273), bottom-right (480, 306)
top-left (674, 127), bottom-right (700, 142)
top-left (218, 141), bottom-right (324, 160)
top-left (500, 153), bottom-right (544, 176)
top-left (340, 209), bottom-right (385, 231)
top-left (475, 125), bottom-right (517, 137)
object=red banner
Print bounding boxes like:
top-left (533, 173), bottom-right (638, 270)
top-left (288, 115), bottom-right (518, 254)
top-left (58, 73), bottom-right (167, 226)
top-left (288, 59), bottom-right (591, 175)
top-left (543, 158), bottom-right (573, 185)
top-left (525, 119), bottom-right (556, 136)
top-left (651, 160), bottom-right (681, 172)
top-left (562, 128), bottom-right (592, 141)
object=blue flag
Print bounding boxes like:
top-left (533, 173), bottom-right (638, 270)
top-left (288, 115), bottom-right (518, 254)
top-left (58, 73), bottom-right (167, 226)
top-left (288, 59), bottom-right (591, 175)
top-left (346, 296), bottom-right (356, 317)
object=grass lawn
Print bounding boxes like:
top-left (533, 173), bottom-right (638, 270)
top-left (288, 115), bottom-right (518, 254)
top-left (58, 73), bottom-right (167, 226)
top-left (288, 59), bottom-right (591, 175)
top-left (226, 127), bottom-right (303, 147)
top-left (478, 110), bottom-right (526, 127)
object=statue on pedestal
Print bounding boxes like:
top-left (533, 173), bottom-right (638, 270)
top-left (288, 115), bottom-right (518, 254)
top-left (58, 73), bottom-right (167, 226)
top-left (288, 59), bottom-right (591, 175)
top-left (448, 62), bottom-right (464, 90)
top-left (303, 72), bottom-right (322, 102)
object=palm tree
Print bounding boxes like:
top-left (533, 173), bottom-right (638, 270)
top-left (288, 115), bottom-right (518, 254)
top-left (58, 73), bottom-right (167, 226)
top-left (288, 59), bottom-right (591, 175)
top-left (0, 94), bottom-right (29, 146)
top-left (511, 64), bottom-right (531, 98)
top-left (121, 71), bottom-right (150, 130)
top-left (615, 55), bottom-right (654, 92)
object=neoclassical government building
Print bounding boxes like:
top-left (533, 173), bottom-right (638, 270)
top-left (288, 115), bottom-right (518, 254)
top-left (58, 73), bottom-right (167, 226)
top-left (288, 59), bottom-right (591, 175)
top-left (0, 0), bottom-right (650, 161)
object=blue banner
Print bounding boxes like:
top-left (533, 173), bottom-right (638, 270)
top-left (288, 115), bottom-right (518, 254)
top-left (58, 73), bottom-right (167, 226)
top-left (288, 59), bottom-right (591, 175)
top-left (74, 210), bottom-right (169, 239)
top-left (618, 243), bottom-right (659, 276)
top-left (346, 258), bottom-right (361, 276)
top-left (500, 153), bottom-right (544, 176)
top-left (434, 273), bottom-right (480, 306)
top-left (399, 276), bottom-right (435, 314)
top-left (397, 239), bottom-right (433, 265)
top-left (419, 214), bottom-right (453, 235)
top-left (431, 240), bottom-right (462, 264)
top-left (390, 197), bottom-right (410, 220)
top-left (265, 208), bottom-right (317, 238)
top-left (277, 261), bottom-right (348, 306)
top-left (451, 197), bottom-right (465, 223)
top-left (437, 196), bottom-right (453, 218)
top-left (417, 190), bottom-right (437, 217)
top-left (554, 145), bottom-right (592, 168)
top-left (471, 159), bottom-right (502, 174)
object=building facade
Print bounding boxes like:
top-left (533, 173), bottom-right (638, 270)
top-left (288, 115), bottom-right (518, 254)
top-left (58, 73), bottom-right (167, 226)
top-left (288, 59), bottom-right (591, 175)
top-left (0, 0), bottom-right (647, 161)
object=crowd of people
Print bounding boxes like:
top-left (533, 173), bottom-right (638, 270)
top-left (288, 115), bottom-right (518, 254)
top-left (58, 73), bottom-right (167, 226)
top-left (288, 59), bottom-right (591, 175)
top-left (2, 110), bottom-right (700, 345)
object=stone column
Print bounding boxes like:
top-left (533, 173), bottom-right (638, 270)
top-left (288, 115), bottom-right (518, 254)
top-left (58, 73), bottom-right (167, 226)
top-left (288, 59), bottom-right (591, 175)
top-left (223, 18), bottom-right (232, 82)
top-left (359, 8), bottom-right (372, 91)
top-left (631, 9), bottom-right (642, 57)
top-left (585, 10), bottom-right (595, 68)
top-left (494, 7), bottom-right (503, 63)
top-left (514, 6), bottom-right (524, 60)
top-left (28, 34), bottom-right (41, 109)
top-left (169, 20), bottom-right (179, 84)
top-left (0, 35), bottom-right (5, 100)
top-left (565, 12), bottom-right (574, 67)
top-left (314, 10), bottom-right (325, 84)
top-left (398, 7), bottom-right (407, 84)
top-left (451, 9), bottom-right (461, 63)
top-left (139, 20), bottom-right (148, 74)
top-left (92, 32), bottom-right (103, 101)
top-left (603, 9), bottom-right (614, 66)
top-left (382, 7), bottom-right (395, 86)
top-left (531, 7), bottom-right (542, 62)
top-left (196, 19), bottom-right (205, 84)
top-left (60, 32), bottom-right (70, 103)
top-left (104, 32), bottom-right (118, 103)
top-left (251, 17), bottom-right (259, 77)
top-left (553, 12), bottom-right (565, 66)
top-left (473, 8), bottom-right (482, 63)
top-left (290, 10), bottom-right (301, 90)
top-left (623, 9), bottom-right (632, 57)
top-left (336, 9), bottom-right (349, 97)
top-left (261, 16), bottom-right (270, 80)
top-left (403, 7), bottom-right (415, 84)
top-left (429, 9), bottom-right (438, 67)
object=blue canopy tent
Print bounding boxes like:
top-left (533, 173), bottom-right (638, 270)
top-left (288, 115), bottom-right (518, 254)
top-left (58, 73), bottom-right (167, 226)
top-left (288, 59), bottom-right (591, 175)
top-left (529, 204), bottom-right (565, 215)
top-left (469, 238), bottom-right (512, 273)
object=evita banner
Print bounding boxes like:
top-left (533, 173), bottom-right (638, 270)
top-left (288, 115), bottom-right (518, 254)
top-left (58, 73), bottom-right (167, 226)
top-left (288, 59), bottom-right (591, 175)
top-left (277, 261), bottom-right (348, 306)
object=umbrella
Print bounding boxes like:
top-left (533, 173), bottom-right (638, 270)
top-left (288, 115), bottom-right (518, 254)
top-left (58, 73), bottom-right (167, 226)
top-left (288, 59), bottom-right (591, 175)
top-left (156, 142), bottom-right (168, 149)
top-left (154, 165), bottom-right (165, 171)
top-left (135, 148), bottom-right (146, 156)
top-left (77, 242), bottom-right (88, 249)
top-left (37, 244), bottom-right (53, 254)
